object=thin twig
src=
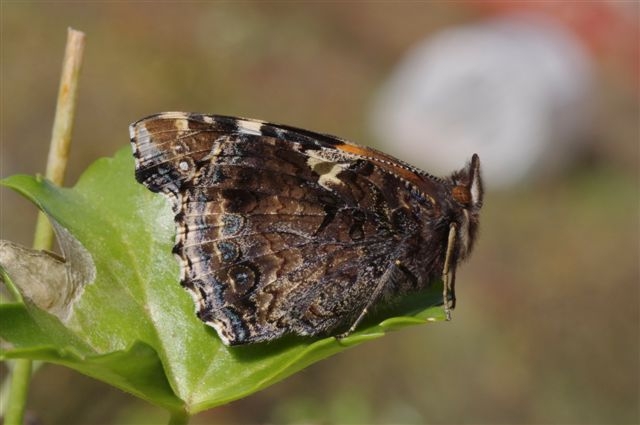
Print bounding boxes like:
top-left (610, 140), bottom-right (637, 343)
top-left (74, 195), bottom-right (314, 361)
top-left (3, 27), bottom-right (85, 425)
top-left (32, 28), bottom-right (85, 251)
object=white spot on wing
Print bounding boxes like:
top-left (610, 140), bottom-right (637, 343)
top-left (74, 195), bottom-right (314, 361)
top-left (237, 120), bottom-right (263, 136)
top-left (175, 119), bottom-right (189, 131)
top-left (128, 124), bottom-right (137, 141)
top-left (307, 156), bottom-right (347, 190)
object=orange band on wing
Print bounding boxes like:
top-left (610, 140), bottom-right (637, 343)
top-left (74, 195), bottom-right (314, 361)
top-left (335, 142), bottom-right (438, 204)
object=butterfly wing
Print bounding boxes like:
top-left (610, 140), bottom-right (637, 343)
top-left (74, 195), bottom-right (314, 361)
top-left (130, 112), bottom-right (445, 345)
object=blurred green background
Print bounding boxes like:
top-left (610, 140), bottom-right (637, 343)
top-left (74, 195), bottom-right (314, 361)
top-left (1, 2), bottom-right (638, 424)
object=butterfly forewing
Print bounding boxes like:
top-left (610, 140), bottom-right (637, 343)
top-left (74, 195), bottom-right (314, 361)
top-left (130, 112), bottom-right (478, 345)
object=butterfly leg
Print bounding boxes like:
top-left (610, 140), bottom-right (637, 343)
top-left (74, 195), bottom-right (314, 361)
top-left (335, 259), bottom-right (403, 340)
top-left (442, 223), bottom-right (458, 320)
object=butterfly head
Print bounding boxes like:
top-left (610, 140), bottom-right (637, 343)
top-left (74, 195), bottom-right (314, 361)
top-left (448, 154), bottom-right (483, 261)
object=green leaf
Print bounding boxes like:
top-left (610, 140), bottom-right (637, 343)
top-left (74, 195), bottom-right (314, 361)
top-left (0, 146), bottom-right (446, 414)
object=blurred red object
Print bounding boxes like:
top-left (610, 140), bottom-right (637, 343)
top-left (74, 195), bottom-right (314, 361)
top-left (471, 1), bottom-right (639, 87)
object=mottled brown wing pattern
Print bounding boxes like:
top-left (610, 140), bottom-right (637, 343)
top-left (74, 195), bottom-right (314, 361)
top-left (130, 112), bottom-right (483, 345)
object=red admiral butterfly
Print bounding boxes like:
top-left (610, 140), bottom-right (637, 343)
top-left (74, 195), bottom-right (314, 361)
top-left (130, 112), bottom-right (483, 345)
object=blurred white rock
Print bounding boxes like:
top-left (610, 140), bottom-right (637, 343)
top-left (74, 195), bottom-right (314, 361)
top-left (370, 14), bottom-right (593, 189)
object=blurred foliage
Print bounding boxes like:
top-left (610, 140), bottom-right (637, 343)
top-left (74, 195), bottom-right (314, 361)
top-left (1, 2), bottom-right (638, 425)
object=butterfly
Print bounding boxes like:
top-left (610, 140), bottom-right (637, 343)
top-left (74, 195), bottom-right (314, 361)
top-left (130, 112), bottom-right (483, 345)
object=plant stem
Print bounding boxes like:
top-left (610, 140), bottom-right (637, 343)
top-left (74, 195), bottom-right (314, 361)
top-left (2, 27), bottom-right (85, 425)
top-left (33, 27), bottom-right (86, 250)
top-left (168, 410), bottom-right (190, 425)
top-left (2, 360), bottom-right (32, 425)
